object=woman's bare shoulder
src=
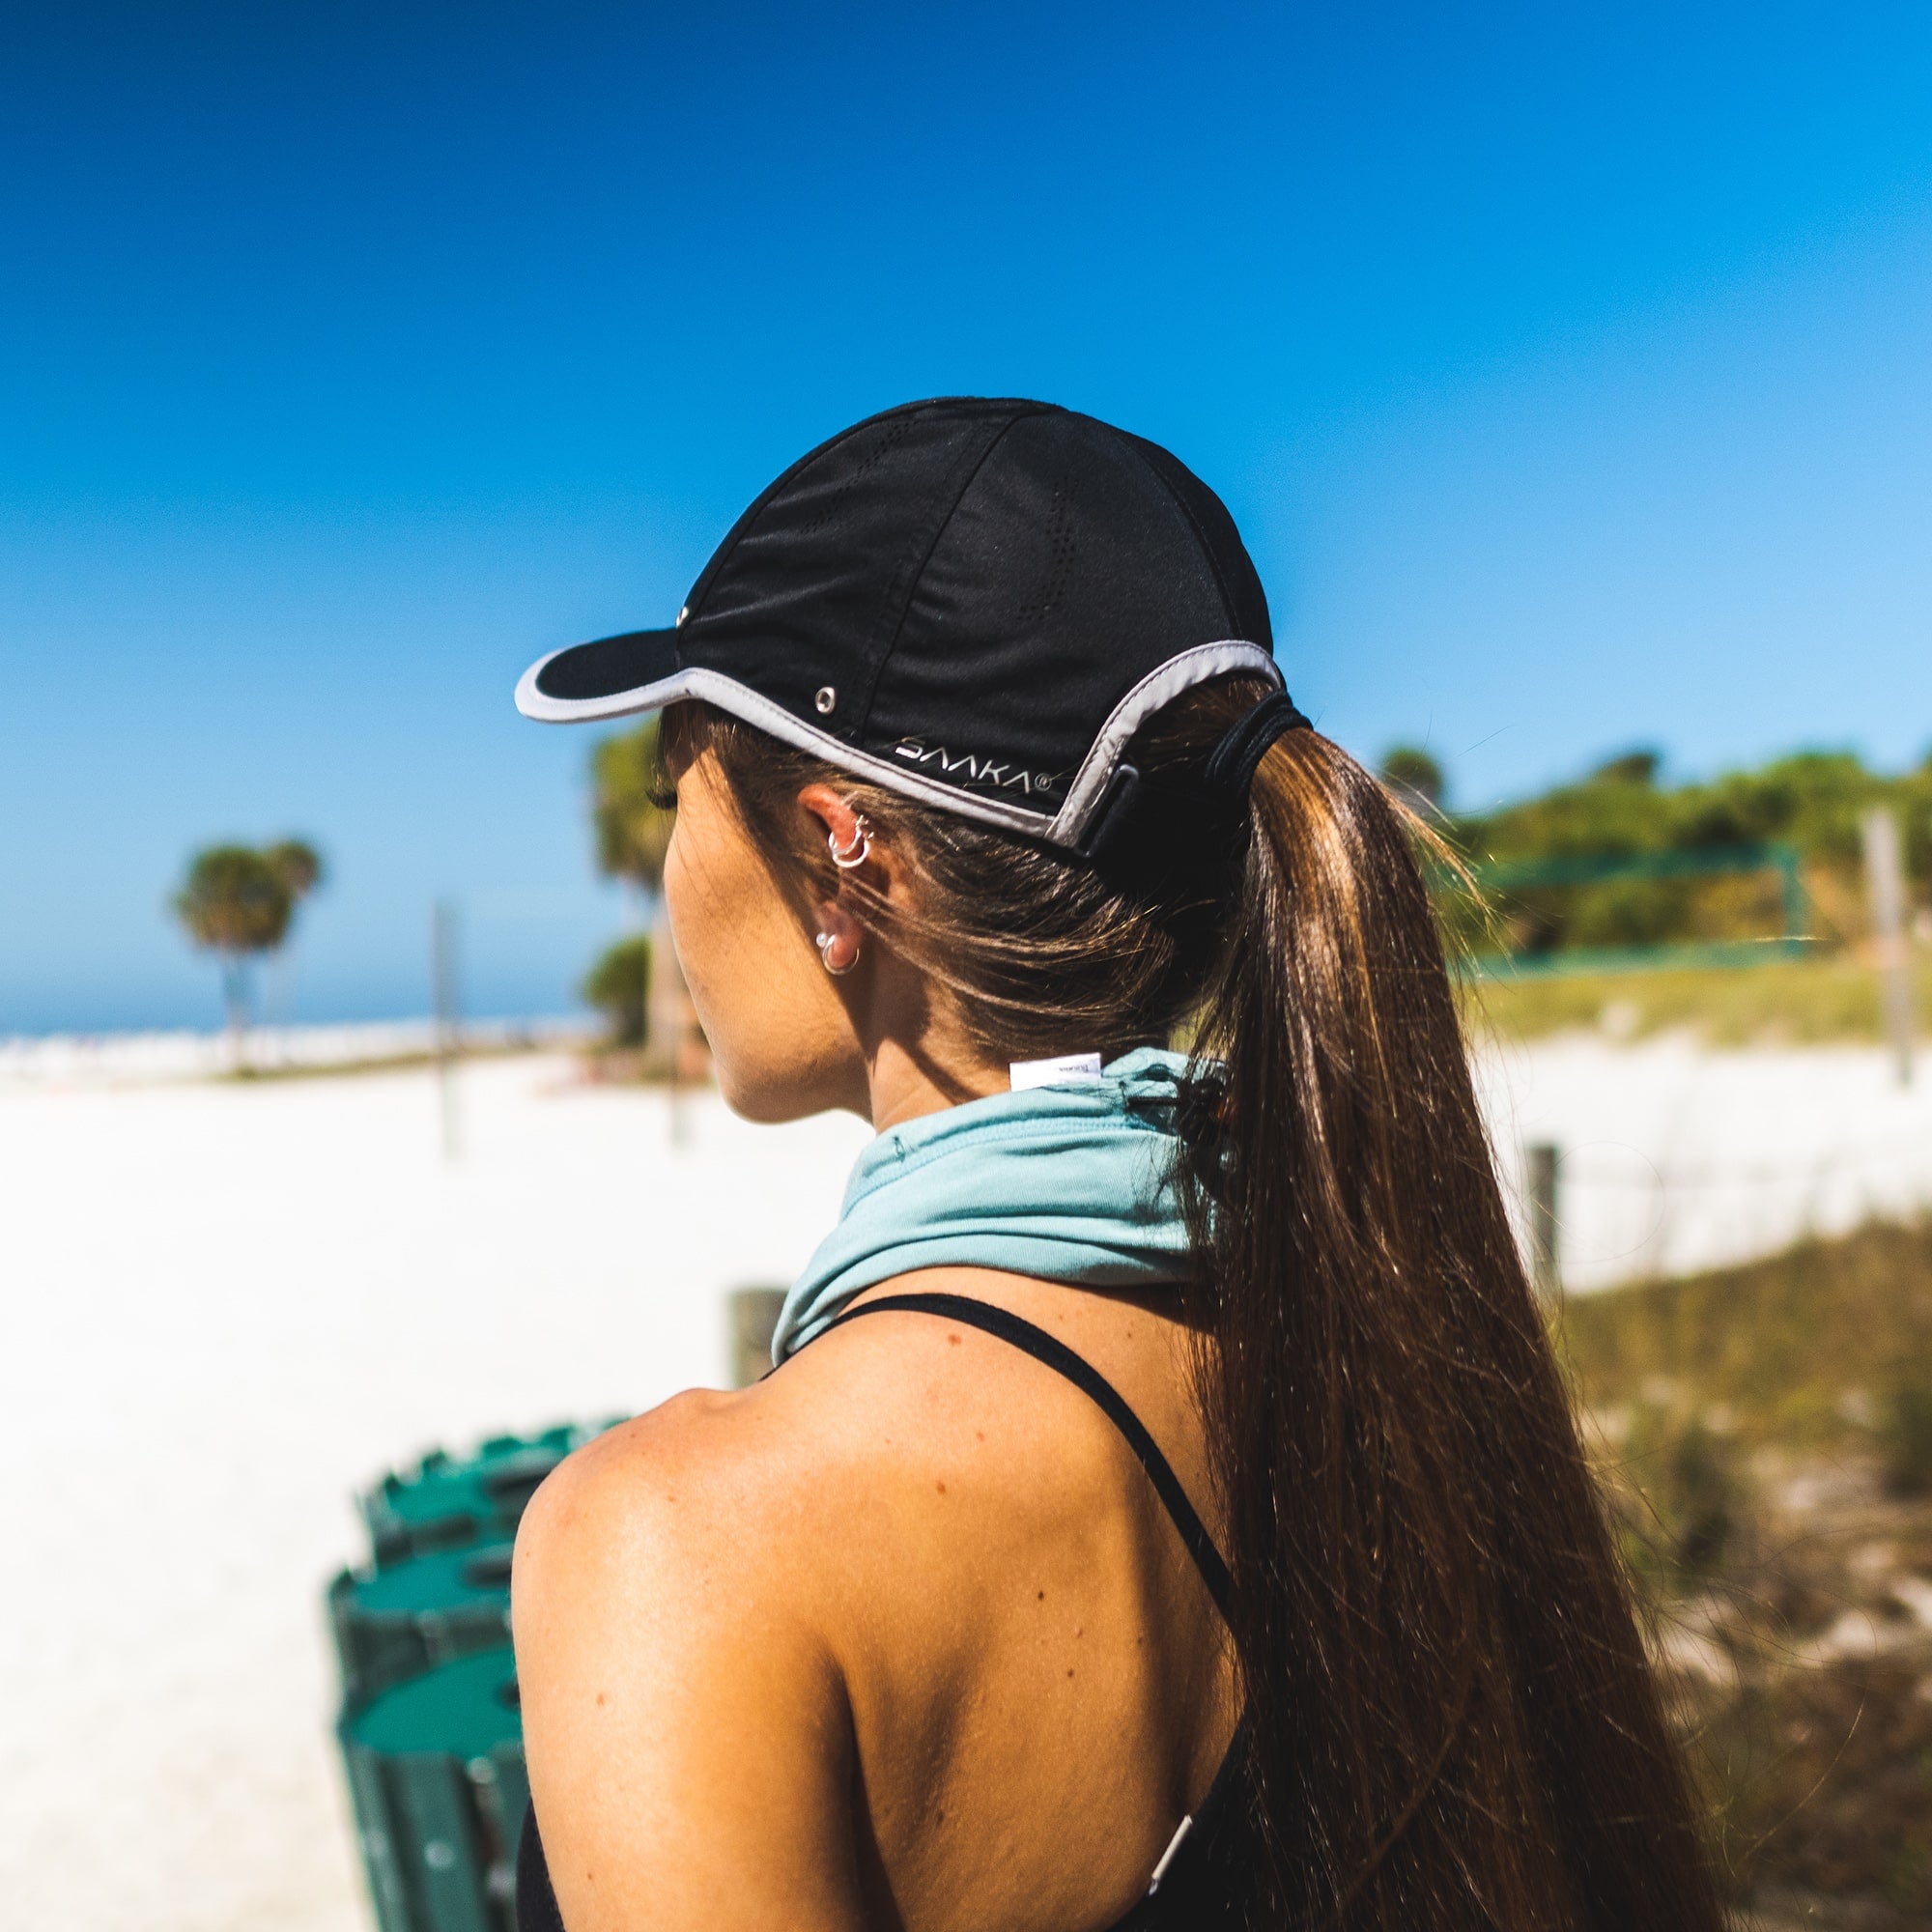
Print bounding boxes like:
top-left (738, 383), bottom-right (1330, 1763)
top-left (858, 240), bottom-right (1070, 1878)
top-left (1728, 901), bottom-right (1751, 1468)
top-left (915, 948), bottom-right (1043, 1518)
top-left (508, 1373), bottom-right (908, 1930)
top-left (513, 1276), bottom-right (1100, 1655)
top-left (512, 1316), bottom-right (963, 1626)
top-left (506, 1283), bottom-right (1195, 1929)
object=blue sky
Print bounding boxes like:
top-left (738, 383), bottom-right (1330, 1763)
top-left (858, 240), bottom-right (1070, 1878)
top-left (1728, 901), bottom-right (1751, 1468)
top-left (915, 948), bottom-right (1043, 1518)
top-left (5, 2), bottom-right (1932, 1032)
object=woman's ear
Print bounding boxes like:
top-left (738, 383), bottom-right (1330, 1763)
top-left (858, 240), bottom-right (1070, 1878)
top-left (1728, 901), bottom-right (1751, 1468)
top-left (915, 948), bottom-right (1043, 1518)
top-left (796, 784), bottom-right (888, 984)
top-left (796, 784), bottom-right (868, 867)
top-left (795, 784), bottom-right (901, 900)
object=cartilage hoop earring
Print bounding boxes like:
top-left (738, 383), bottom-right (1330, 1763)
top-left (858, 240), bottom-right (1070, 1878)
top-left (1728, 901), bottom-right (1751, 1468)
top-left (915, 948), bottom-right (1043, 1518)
top-left (829, 814), bottom-right (871, 870)
top-left (815, 930), bottom-right (859, 977)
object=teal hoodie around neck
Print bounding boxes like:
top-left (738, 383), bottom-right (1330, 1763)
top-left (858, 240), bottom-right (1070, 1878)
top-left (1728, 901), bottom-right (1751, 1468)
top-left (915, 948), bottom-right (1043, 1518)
top-left (772, 1047), bottom-right (1199, 1364)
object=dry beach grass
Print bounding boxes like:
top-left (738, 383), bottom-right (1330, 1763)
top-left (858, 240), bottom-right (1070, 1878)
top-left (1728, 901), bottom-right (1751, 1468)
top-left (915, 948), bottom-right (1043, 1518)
top-left (1560, 1222), bottom-right (1932, 1926)
top-left (1466, 952), bottom-right (1932, 1050)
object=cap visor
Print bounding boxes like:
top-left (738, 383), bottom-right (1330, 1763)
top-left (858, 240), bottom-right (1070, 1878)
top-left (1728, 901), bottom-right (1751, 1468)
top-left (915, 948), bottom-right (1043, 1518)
top-left (515, 628), bottom-right (685, 723)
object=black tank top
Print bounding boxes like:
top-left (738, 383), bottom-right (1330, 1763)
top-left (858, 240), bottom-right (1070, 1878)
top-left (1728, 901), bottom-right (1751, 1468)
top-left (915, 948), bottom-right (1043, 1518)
top-left (516, 1293), bottom-right (1261, 1930)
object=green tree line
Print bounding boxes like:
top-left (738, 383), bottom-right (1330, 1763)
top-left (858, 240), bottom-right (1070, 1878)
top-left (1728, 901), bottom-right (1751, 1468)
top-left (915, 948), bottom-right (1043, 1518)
top-left (1386, 743), bottom-right (1932, 959)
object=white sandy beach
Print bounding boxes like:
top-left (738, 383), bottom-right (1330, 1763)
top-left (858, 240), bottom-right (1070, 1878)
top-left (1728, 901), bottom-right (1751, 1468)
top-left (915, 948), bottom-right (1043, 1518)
top-left (4, 1034), bottom-right (1930, 1930)
top-left (1, 1053), bottom-right (869, 1932)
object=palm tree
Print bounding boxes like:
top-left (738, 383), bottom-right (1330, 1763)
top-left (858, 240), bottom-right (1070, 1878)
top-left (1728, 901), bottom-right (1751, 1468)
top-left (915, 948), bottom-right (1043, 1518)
top-left (266, 838), bottom-right (323, 900)
top-left (588, 719), bottom-right (689, 1077)
top-left (582, 933), bottom-right (653, 1048)
top-left (591, 718), bottom-right (675, 895)
top-left (173, 838), bottom-right (325, 1060)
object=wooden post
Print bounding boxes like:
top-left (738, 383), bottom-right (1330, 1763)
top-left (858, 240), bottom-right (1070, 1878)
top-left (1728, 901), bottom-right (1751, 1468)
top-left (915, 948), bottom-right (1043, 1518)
top-left (728, 1287), bottom-right (787, 1387)
top-left (1861, 808), bottom-right (1914, 1086)
top-left (1526, 1141), bottom-right (1560, 1299)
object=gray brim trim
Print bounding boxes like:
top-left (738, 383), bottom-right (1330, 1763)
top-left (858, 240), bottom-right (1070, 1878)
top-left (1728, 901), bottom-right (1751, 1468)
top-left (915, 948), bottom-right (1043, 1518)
top-left (517, 655), bottom-right (1065, 838)
top-left (513, 639), bottom-right (1282, 850)
top-left (1044, 641), bottom-right (1282, 845)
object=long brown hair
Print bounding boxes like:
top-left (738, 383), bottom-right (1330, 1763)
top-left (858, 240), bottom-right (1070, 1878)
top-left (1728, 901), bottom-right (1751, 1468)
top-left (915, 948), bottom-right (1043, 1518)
top-left (663, 684), bottom-right (1721, 1932)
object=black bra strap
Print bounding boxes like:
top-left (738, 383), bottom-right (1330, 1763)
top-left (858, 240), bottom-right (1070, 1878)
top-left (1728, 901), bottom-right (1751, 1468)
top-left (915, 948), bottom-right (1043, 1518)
top-left (822, 1292), bottom-right (1232, 1615)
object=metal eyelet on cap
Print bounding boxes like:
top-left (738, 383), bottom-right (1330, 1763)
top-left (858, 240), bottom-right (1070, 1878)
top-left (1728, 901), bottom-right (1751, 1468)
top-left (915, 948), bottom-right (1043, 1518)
top-left (814, 686), bottom-right (837, 714)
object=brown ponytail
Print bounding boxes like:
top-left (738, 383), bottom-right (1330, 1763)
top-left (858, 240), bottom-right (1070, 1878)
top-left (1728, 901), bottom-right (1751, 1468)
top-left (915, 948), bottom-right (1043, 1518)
top-left (1176, 726), bottom-right (1720, 1928)
top-left (667, 688), bottom-right (1722, 1931)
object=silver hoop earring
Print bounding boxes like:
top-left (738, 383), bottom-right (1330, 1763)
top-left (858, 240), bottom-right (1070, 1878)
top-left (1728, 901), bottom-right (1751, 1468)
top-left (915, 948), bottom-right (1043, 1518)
top-left (829, 814), bottom-right (871, 870)
top-left (815, 930), bottom-right (859, 977)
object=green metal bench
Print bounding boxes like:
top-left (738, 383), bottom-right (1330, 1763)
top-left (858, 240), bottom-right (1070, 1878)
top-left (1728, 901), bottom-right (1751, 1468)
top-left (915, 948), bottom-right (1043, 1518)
top-left (328, 1540), bottom-right (516, 1705)
top-left (339, 1646), bottom-right (528, 1932)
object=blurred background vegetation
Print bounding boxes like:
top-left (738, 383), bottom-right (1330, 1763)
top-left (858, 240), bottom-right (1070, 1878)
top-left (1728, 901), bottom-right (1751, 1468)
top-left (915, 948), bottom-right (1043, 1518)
top-left (581, 719), bottom-right (673, 1063)
top-left (1463, 952), bottom-right (1932, 1048)
top-left (1378, 739), bottom-right (1932, 1046)
top-left (1396, 739), bottom-right (1932, 959)
top-left (579, 716), bottom-right (710, 1084)
top-left (1560, 1221), bottom-right (1932, 1927)
top-left (171, 838), bottom-right (325, 1050)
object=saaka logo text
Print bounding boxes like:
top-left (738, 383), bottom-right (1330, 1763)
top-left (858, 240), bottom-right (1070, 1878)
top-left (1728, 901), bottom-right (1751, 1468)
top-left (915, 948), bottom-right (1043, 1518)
top-left (891, 740), bottom-right (1058, 796)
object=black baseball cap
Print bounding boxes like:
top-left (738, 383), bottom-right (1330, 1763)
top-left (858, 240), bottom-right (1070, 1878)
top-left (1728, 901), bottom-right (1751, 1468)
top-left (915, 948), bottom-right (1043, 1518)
top-left (516, 397), bottom-right (1284, 856)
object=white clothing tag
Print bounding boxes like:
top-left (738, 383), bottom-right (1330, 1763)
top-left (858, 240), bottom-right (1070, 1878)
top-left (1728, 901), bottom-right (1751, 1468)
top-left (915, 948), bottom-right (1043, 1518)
top-left (1009, 1052), bottom-right (1104, 1091)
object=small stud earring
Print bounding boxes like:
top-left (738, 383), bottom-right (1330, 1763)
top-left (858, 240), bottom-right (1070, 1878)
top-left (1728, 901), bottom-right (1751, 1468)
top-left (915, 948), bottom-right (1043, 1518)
top-left (815, 930), bottom-right (859, 977)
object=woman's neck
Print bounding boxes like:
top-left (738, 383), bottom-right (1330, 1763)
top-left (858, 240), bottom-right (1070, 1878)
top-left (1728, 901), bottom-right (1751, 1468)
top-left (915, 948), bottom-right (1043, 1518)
top-left (863, 1032), bottom-right (1007, 1133)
